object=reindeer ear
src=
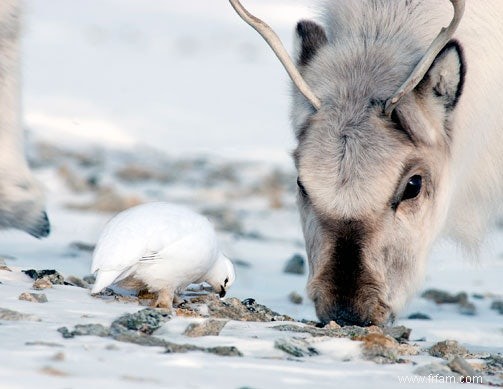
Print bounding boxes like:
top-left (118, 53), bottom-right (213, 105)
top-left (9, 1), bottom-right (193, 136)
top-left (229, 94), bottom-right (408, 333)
top-left (415, 40), bottom-right (466, 111)
top-left (295, 20), bottom-right (328, 67)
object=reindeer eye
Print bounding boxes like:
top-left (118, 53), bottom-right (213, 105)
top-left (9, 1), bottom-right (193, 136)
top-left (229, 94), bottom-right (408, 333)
top-left (297, 177), bottom-right (308, 197)
top-left (401, 175), bottom-right (422, 201)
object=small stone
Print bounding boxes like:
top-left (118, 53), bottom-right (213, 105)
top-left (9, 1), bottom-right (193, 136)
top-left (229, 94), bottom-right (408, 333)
top-left (283, 254), bottom-right (305, 275)
top-left (72, 324), bottom-right (110, 337)
top-left (25, 341), bottom-right (63, 347)
top-left (232, 259), bottom-right (252, 268)
top-left (288, 292), bottom-right (303, 305)
top-left (205, 346), bottom-right (243, 357)
top-left (384, 326), bottom-right (411, 342)
top-left (421, 289), bottom-right (467, 304)
top-left (0, 258), bottom-right (11, 272)
top-left (51, 352), bottom-right (65, 361)
top-left (274, 338), bottom-right (319, 358)
top-left (490, 300), bottom-right (503, 315)
top-left (183, 319), bottom-right (228, 337)
top-left (65, 276), bottom-right (89, 289)
top-left (0, 308), bottom-right (41, 321)
top-left (83, 274), bottom-right (96, 285)
top-left (68, 242), bottom-right (95, 252)
top-left (429, 340), bottom-right (469, 359)
top-left (32, 277), bottom-right (53, 290)
top-left (357, 333), bottom-right (399, 364)
top-left (324, 321), bottom-right (341, 330)
top-left (19, 292), bottom-right (48, 303)
top-left (407, 312), bottom-right (431, 320)
top-left (458, 301), bottom-right (476, 316)
top-left (57, 327), bottom-right (74, 339)
top-left (40, 366), bottom-right (68, 377)
top-left (22, 269), bottom-right (65, 285)
top-left (448, 356), bottom-right (480, 381)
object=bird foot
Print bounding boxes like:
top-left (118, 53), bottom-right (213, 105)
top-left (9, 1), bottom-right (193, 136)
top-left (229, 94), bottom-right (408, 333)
top-left (151, 289), bottom-right (173, 310)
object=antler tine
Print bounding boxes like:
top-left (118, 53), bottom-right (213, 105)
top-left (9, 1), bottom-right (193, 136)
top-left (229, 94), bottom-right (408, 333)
top-left (229, 0), bottom-right (321, 110)
top-left (384, 0), bottom-right (465, 116)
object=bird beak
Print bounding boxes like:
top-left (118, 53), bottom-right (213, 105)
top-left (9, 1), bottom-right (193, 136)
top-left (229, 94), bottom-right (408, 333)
top-left (219, 286), bottom-right (226, 298)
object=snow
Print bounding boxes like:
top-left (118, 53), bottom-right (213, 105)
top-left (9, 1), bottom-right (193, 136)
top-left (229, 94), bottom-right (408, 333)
top-left (0, 0), bottom-right (501, 388)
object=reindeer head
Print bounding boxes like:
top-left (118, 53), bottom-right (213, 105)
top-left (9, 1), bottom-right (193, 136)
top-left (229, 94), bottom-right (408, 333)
top-left (230, 0), bottom-right (465, 325)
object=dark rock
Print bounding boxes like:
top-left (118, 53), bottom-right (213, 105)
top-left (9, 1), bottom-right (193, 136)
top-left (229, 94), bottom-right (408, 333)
top-left (68, 242), bottom-right (95, 252)
top-left (407, 312), bottom-right (431, 320)
top-left (22, 269), bottom-right (65, 285)
top-left (19, 292), bottom-right (48, 303)
top-left (288, 292), bottom-right (303, 305)
top-left (490, 300), bottom-right (503, 315)
top-left (483, 354), bottom-right (503, 374)
top-left (183, 319), bottom-right (228, 337)
top-left (0, 308), bottom-right (41, 321)
top-left (384, 326), bottom-right (411, 342)
top-left (205, 346), bottom-right (243, 357)
top-left (72, 324), bottom-right (110, 337)
top-left (421, 289), bottom-right (467, 304)
top-left (110, 308), bottom-right (171, 336)
top-left (65, 276), bottom-right (89, 289)
top-left (471, 293), bottom-right (485, 300)
top-left (57, 327), bottom-right (74, 339)
top-left (274, 338), bottom-right (319, 358)
top-left (429, 340), bottom-right (469, 359)
top-left (283, 254), bottom-right (305, 275)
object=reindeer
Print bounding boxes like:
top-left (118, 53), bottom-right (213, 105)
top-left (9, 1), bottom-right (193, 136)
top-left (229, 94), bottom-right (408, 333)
top-left (0, 1), bottom-right (50, 238)
top-left (230, 0), bottom-right (503, 325)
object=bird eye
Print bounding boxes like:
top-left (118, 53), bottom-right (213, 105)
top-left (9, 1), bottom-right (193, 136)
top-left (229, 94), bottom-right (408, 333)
top-left (297, 177), bottom-right (308, 197)
top-left (224, 277), bottom-right (229, 286)
top-left (401, 175), bottom-right (422, 202)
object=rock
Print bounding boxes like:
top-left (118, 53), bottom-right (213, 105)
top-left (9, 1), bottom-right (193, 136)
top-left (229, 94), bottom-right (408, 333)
top-left (57, 327), bottom-right (74, 339)
top-left (68, 242), bottom-right (95, 252)
top-left (272, 323), bottom-right (370, 339)
top-left (232, 259), bottom-right (252, 268)
top-left (183, 319), bottom-right (228, 337)
top-left (32, 278), bottom-right (53, 290)
top-left (0, 308), bottom-right (41, 321)
top-left (357, 333), bottom-right (400, 364)
top-left (407, 312), bottom-right (431, 320)
top-left (205, 346), bottom-right (243, 357)
top-left (421, 289), bottom-right (467, 304)
top-left (51, 352), bottom-right (65, 362)
top-left (384, 326), bottom-right (411, 342)
top-left (19, 292), bottom-right (48, 303)
top-left (288, 292), bottom-right (303, 305)
top-left (110, 308), bottom-right (171, 336)
top-left (458, 301), bottom-right (476, 316)
top-left (490, 300), bottom-right (503, 315)
top-left (39, 366), bottom-right (68, 377)
top-left (65, 276), bottom-right (89, 289)
top-left (0, 258), bottom-right (11, 272)
top-left (23, 269), bottom-right (65, 285)
top-left (274, 338), bottom-right (319, 358)
top-left (429, 340), bottom-right (469, 359)
top-left (414, 363), bottom-right (460, 379)
top-left (283, 254), bottom-right (305, 275)
top-left (25, 341), bottom-right (64, 347)
top-left (448, 356), bottom-right (480, 381)
top-left (83, 274), bottom-right (96, 285)
top-left (207, 297), bottom-right (294, 322)
top-left (72, 324), bottom-right (110, 337)
top-left (324, 321), bottom-right (341, 330)
top-left (115, 164), bottom-right (171, 183)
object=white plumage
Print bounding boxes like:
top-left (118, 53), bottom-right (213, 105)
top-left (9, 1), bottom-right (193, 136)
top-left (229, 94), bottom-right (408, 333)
top-left (91, 202), bottom-right (235, 308)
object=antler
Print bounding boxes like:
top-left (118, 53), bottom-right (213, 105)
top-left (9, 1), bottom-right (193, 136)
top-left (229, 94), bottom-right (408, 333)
top-left (229, 0), bottom-right (321, 110)
top-left (384, 0), bottom-right (465, 115)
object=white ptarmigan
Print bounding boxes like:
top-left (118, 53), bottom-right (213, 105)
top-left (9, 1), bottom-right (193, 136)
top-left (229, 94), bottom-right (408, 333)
top-left (91, 202), bottom-right (235, 309)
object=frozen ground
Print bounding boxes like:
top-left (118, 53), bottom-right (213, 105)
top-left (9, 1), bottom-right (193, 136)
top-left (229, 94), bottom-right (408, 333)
top-left (0, 1), bottom-right (501, 388)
